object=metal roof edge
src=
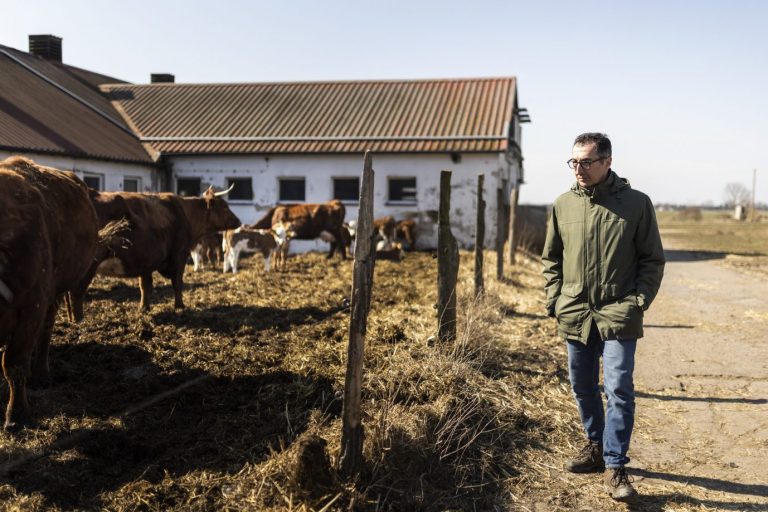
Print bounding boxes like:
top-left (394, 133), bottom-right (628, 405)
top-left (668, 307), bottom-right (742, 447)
top-left (102, 76), bottom-right (517, 90)
top-left (141, 135), bottom-right (507, 142)
top-left (0, 144), bottom-right (163, 167)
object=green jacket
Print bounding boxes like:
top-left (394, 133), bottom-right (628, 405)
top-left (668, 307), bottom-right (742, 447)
top-left (542, 170), bottom-right (665, 342)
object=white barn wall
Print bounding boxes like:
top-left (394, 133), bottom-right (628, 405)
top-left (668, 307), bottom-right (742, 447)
top-left (0, 150), bottom-right (160, 192)
top-left (168, 152), bottom-right (519, 251)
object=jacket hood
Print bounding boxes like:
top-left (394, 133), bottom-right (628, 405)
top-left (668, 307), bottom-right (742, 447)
top-left (571, 170), bottom-right (630, 199)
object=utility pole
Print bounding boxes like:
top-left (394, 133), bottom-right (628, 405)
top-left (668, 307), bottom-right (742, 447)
top-left (752, 168), bottom-right (757, 221)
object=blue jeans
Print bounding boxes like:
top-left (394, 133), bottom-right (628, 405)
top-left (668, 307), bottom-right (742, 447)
top-left (567, 324), bottom-right (636, 468)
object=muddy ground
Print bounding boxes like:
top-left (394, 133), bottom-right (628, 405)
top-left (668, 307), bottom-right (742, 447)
top-left (0, 245), bottom-right (765, 511)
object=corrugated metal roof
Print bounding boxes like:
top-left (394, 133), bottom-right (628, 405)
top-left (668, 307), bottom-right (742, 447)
top-left (104, 77), bottom-right (516, 154)
top-left (0, 44), bottom-right (154, 164)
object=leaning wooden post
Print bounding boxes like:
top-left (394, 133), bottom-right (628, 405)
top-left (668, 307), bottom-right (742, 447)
top-left (340, 150), bottom-right (375, 477)
top-left (508, 185), bottom-right (519, 266)
top-left (474, 174), bottom-right (485, 297)
top-left (496, 187), bottom-right (505, 280)
top-left (438, 170), bottom-right (459, 342)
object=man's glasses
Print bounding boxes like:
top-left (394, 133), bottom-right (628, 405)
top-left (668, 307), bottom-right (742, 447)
top-left (567, 157), bottom-right (607, 170)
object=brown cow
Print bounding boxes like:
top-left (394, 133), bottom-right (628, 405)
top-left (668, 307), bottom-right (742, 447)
top-left (191, 232), bottom-right (223, 271)
top-left (0, 157), bottom-right (99, 429)
top-left (373, 216), bottom-right (396, 243)
top-left (70, 186), bottom-right (241, 315)
top-left (252, 200), bottom-right (347, 259)
top-left (395, 219), bottom-right (418, 250)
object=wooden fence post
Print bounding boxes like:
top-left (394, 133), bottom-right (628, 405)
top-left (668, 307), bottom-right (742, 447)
top-left (474, 174), bottom-right (485, 297)
top-left (340, 150), bottom-right (375, 477)
top-left (496, 187), bottom-right (505, 280)
top-left (438, 170), bottom-right (459, 342)
top-left (508, 185), bottom-right (519, 266)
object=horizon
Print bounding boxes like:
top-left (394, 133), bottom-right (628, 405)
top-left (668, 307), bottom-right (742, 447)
top-left (5, 0), bottom-right (766, 206)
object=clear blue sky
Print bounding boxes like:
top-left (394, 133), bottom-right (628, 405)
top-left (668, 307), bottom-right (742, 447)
top-left (6, 0), bottom-right (767, 206)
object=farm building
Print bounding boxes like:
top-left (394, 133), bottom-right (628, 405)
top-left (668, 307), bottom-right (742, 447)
top-left (0, 36), bottom-right (161, 191)
top-left (1, 35), bottom-right (529, 250)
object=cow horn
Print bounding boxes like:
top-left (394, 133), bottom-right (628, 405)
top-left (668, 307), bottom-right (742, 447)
top-left (214, 184), bottom-right (236, 197)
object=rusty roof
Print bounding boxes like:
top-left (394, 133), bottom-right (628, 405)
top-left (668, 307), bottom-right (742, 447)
top-left (103, 77), bottom-right (517, 154)
top-left (0, 44), bottom-right (154, 164)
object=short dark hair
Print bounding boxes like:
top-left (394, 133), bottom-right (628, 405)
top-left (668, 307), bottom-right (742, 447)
top-left (573, 132), bottom-right (612, 158)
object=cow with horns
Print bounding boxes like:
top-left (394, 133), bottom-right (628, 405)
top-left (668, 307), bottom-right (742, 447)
top-left (70, 184), bottom-right (241, 315)
top-left (0, 157), bottom-right (101, 430)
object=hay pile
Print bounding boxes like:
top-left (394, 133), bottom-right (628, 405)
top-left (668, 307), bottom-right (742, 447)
top-left (0, 249), bottom-right (606, 511)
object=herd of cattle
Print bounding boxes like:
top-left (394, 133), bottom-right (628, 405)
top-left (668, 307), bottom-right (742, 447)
top-left (0, 156), bottom-right (417, 430)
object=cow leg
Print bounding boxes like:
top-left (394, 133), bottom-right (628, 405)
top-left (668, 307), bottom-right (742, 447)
top-left (171, 266), bottom-right (185, 309)
top-left (3, 311), bottom-right (45, 430)
top-left (139, 273), bottom-right (153, 312)
top-left (226, 248), bottom-right (240, 274)
top-left (264, 249), bottom-right (272, 272)
top-left (30, 299), bottom-right (59, 388)
top-left (191, 249), bottom-right (202, 272)
top-left (222, 249), bottom-right (231, 273)
top-left (69, 288), bottom-right (86, 323)
top-left (336, 227), bottom-right (347, 259)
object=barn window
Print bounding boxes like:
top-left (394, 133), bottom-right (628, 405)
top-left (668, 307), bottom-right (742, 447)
top-left (333, 177), bottom-right (360, 203)
top-left (82, 174), bottom-right (103, 191)
top-left (123, 177), bottom-right (140, 192)
top-left (279, 177), bottom-right (305, 202)
top-left (226, 177), bottom-right (253, 201)
top-left (388, 177), bottom-right (417, 204)
top-left (176, 177), bottom-right (201, 197)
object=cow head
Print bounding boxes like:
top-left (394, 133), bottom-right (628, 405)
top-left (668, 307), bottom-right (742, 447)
top-left (201, 185), bottom-right (241, 232)
top-left (271, 221), bottom-right (296, 245)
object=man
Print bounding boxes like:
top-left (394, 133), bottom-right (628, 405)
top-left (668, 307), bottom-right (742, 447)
top-left (542, 133), bottom-right (665, 501)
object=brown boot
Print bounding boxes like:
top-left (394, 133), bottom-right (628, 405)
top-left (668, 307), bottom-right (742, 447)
top-left (564, 441), bottom-right (605, 473)
top-left (604, 466), bottom-right (637, 501)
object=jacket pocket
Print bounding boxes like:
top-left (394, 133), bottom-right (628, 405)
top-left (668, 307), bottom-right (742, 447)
top-left (600, 294), bottom-right (643, 339)
top-left (556, 282), bottom-right (585, 329)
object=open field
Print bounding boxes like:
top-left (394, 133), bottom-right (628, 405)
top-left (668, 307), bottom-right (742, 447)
top-left (657, 209), bottom-right (768, 278)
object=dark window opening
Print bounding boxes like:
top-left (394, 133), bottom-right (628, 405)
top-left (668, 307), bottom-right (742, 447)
top-left (388, 178), bottom-right (417, 203)
top-left (226, 177), bottom-right (253, 201)
top-left (333, 177), bottom-right (360, 202)
top-left (123, 178), bottom-right (140, 192)
top-left (83, 175), bottom-right (102, 191)
top-left (279, 178), bottom-right (305, 202)
top-left (177, 177), bottom-right (201, 197)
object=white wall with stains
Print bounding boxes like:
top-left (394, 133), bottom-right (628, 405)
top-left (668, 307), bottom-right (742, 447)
top-left (0, 150), bottom-right (161, 192)
top-left (167, 152), bottom-right (522, 251)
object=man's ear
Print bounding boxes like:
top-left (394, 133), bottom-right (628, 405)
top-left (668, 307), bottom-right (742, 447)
top-left (606, 156), bottom-right (613, 168)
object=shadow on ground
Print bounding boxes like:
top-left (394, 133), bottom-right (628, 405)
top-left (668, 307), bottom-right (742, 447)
top-left (635, 390), bottom-right (767, 405)
top-left (625, 468), bottom-right (768, 512)
top-left (0, 342), bottom-right (338, 510)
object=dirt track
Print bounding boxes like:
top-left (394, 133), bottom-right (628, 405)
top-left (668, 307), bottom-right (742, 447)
top-left (631, 250), bottom-right (768, 510)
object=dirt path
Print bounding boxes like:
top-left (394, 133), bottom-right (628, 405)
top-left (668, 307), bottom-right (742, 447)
top-left (631, 250), bottom-right (768, 510)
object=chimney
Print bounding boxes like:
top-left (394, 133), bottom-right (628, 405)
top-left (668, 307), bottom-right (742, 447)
top-left (28, 35), bottom-right (63, 62)
top-left (151, 73), bottom-right (175, 84)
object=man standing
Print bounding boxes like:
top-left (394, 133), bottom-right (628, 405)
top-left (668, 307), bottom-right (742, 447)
top-left (542, 133), bottom-right (665, 501)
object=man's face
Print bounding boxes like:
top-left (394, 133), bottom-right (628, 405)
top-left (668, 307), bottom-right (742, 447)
top-left (571, 143), bottom-right (612, 188)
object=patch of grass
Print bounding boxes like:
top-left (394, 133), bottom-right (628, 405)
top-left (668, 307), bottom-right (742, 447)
top-left (657, 209), bottom-right (768, 258)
